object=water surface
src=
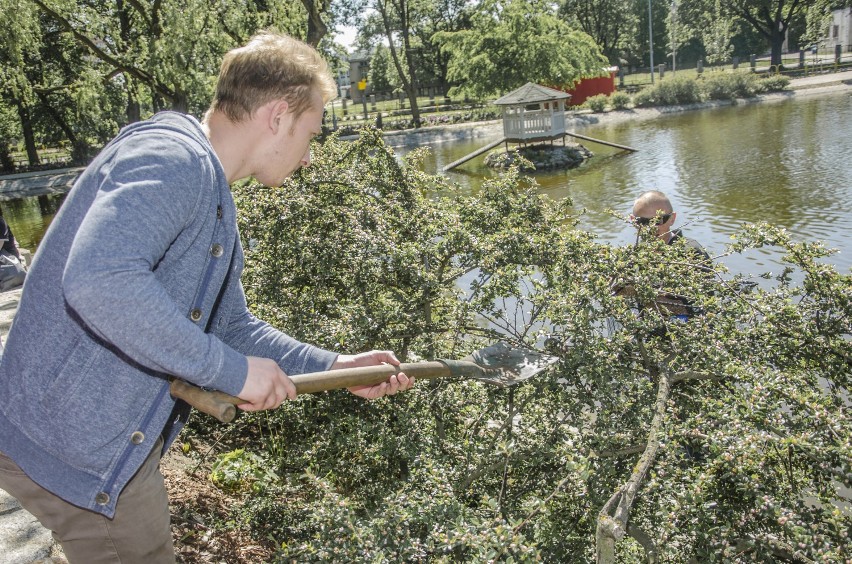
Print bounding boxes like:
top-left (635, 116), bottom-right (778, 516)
top-left (415, 91), bottom-right (852, 278)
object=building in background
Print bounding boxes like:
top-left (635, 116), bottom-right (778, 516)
top-left (825, 8), bottom-right (852, 52)
top-left (348, 52), bottom-right (371, 104)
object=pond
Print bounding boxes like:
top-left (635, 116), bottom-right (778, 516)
top-left (3, 91), bottom-right (851, 282)
top-left (407, 90), bottom-right (852, 280)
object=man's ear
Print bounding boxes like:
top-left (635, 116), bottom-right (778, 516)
top-left (666, 211), bottom-right (677, 226)
top-left (267, 100), bottom-right (291, 134)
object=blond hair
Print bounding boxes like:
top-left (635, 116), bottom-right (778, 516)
top-left (209, 31), bottom-right (337, 123)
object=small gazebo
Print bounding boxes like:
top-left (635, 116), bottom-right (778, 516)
top-left (493, 82), bottom-right (571, 145)
top-left (442, 81), bottom-right (632, 173)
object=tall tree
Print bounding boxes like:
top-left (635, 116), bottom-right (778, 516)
top-left (434, 0), bottom-right (609, 100)
top-left (367, 43), bottom-right (401, 92)
top-left (375, 0), bottom-right (425, 127)
top-left (558, 0), bottom-right (640, 65)
top-left (711, 0), bottom-right (819, 66)
top-left (700, 0), bottom-right (736, 65)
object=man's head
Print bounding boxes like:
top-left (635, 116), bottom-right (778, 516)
top-left (204, 32), bottom-right (337, 186)
top-left (632, 190), bottom-right (676, 240)
top-left (208, 31), bottom-right (337, 124)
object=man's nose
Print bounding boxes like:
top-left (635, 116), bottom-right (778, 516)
top-left (300, 148), bottom-right (311, 168)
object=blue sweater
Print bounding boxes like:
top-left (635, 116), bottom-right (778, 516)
top-left (0, 112), bottom-right (337, 517)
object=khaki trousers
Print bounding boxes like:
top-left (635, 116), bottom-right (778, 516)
top-left (0, 437), bottom-right (175, 564)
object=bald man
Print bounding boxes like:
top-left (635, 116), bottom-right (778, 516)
top-left (622, 190), bottom-right (712, 320)
top-left (631, 190), bottom-right (709, 263)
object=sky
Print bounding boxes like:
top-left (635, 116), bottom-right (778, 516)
top-left (335, 25), bottom-right (358, 50)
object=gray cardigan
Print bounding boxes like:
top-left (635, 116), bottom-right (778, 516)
top-left (0, 112), bottom-right (337, 517)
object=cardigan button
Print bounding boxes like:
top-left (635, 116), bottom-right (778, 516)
top-left (95, 492), bottom-right (110, 505)
top-left (190, 309), bottom-right (202, 322)
top-left (130, 431), bottom-right (145, 444)
top-left (211, 243), bottom-right (224, 257)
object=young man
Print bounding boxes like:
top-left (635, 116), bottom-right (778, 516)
top-left (0, 31), bottom-right (412, 563)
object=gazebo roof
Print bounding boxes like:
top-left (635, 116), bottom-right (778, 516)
top-left (493, 82), bottom-right (572, 106)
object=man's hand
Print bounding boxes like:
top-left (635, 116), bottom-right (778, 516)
top-left (237, 356), bottom-right (297, 411)
top-left (332, 350), bottom-right (415, 400)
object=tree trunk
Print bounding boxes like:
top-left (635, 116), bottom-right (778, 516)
top-left (770, 24), bottom-right (786, 67)
top-left (171, 90), bottom-right (188, 113)
top-left (596, 361), bottom-right (669, 563)
top-left (301, 0), bottom-right (328, 47)
top-left (377, 0), bottom-right (422, 128)
top-left (35, 91), bottom-right (92, 164)
top-left (401, 23), bottom-right (422, 127)
top-left (127, 90), bottom-right (141, 123)
top-left (0, 140), bottom-right (14, 173)
top-left (15, 101), bottom-right (40, 167)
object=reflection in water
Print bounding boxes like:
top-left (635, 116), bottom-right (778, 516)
top-left (1, 193), bottom-right (67, 253)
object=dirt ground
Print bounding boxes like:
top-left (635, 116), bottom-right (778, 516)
top-left (162, 440), bottom-right (276, 563)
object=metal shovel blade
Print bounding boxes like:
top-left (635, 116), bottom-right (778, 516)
top-left (461, 341), bottom-right (560, 387)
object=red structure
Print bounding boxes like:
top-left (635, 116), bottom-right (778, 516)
top-left (558, 67), bottom-right (618, 106)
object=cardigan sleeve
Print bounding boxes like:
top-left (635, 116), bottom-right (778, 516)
top-left (216, 277), bottom-right (338, 377)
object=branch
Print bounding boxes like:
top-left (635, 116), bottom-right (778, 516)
top-left (596, 366), bottom-right (672, 563)
top-left (123, 0), bottom-right (152, 28)
top-left (671, 370), bottom-right (723, 384)
top-left (733, 534), bottom-right (817, 563)
top-left (593, 444), bottom-right (646, 458)
top-left (626, 523), bottom-right (658, 563)
top-left (32, 0), bottom-right (175, 101)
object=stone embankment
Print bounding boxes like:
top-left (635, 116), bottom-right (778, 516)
top-left (0, 69), bottom-right (849, 564)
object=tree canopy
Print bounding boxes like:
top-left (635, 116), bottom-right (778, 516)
top-left (434, 0), bottom-right (610, 99)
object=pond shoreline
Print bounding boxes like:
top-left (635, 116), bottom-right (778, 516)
top-left (0, 71), bottom-right (850, 201)
top-left (374, 70), bottom-right (852, 149)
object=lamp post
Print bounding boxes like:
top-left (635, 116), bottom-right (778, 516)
top-left (649, 0), bottom-right (655, 84)
top-left (670, 0), bottom-right (678, 73)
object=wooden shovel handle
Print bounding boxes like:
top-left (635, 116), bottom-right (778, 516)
top-left (170, 361), bottom-right (452, 423)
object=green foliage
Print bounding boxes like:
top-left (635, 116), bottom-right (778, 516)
top-left (758, 74), bottom-right (791, 93)
top-left (584, 94), bottom-right (609, 112)
top-left (0, 0), bottom-right (322, 165)
top-left (235, 126), bottom-right (569, 355)
top-left (269, 470), bottom-right (539, 561)
top-left (210, 449), bottom-right (280, 493)
top-left (633, 75), bottom-right (704, 107)
top-left (366, 44), bottom-right (400, 93)
top-left (700, 71), bottom-right (761, 100)
top-left (697, 0), bottom-right (736, 65)
top-left (632, 71), bottom-right (785, 107)
top-left (219, 131), bottom-right (851, 561)
top-left (609, 91), bottom-right (631, 110)
top-left (433, 0), bottom-right (609, 100)
top-left (558, 0), bottom-right (641, 65)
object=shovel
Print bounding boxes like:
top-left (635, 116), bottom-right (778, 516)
top-left (170, 341), bottom-right (558, 423)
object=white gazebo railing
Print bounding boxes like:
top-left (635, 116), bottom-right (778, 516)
top-left (501, 104), bottom-right (566, 141)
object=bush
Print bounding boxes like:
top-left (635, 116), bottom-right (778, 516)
top-left (759, 74), bottom-right (791, 93)
top-left (609, 91), bottom-right (631, 110)
top-left (632, 76), bottom-right (703, 107)
top-left (584, 94), bottom-right (608, 112)
top-left (206, 131), bottom-right (852, 563)
top-left (701, 71), bottom-right (762, 100)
